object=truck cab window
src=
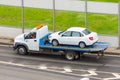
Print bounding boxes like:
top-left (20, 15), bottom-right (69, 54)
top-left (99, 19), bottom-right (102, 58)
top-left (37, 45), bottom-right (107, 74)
top-left (25, 32), bottom-right (36, 39)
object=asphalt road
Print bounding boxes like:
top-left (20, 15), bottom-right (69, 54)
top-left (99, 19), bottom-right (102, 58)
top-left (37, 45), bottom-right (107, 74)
top-left (0, 46), bottom-right (120, 80)
top-left (0, 64), bottom-right (80, 80)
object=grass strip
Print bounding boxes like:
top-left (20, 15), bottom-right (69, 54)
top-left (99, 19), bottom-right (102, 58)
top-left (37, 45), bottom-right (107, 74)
top-left (0, 5), bottom-right (118, 35)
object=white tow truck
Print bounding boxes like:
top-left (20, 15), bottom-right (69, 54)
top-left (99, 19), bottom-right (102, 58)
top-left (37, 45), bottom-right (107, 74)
top-left (13, 24), bottom-right (109, 60)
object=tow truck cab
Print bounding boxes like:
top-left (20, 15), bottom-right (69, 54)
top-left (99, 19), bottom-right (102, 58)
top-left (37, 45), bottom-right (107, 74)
top-left (14, 24), bottom-right (49, 54)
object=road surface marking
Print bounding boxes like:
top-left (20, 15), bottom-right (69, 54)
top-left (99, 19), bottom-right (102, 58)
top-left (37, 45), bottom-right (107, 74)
top-left (38, 65), bottom-right (47, 70)
top-left (63, 68), bottom-right (72, 73)
top-left (0, 60), bottom-right (120, 80)
top-left (81, 71), bottom-right (98, 77)
top-left (80, 78), bottom-right (90, 80)
top-left (103, 73), bottom-right (120, 80)
top-left (0, 61), bottom-right (25, 67)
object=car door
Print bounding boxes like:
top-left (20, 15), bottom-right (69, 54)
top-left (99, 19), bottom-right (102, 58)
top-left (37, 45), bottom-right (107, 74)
top-left (59, 31), bottom-right (72, 45)
top-left (71, 31), bottom-right (84, 45)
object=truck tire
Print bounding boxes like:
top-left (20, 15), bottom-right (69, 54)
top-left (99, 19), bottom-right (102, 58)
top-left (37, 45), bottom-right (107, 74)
top-left (52, 39), bottom-right (59, 46)
top-left (74, 53), bottom-right (80, 60)
top-left (17, 46), bottom-right (28, 55)
top-left (65, 51), bottom-right (75, 60)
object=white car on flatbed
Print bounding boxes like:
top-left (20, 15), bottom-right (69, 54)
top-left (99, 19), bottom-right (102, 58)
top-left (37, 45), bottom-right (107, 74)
top-left (48, 27), bottom-right (98, 48)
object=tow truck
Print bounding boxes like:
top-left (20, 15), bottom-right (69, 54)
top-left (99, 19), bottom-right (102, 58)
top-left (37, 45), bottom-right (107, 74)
top-left (13, 24), bottom-right (109, 60)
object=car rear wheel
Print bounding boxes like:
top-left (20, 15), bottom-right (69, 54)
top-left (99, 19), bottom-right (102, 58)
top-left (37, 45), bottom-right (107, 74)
top-left (79, 42), bottom-right (86, 48)
top-left (52, 39), bottom-right (59, 46)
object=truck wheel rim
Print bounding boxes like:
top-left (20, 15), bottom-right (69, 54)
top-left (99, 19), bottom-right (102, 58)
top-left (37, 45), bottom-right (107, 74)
top-left (66, 53), bottom-right (74, 60)
top-left (19, 48), bottom-right (25, 54)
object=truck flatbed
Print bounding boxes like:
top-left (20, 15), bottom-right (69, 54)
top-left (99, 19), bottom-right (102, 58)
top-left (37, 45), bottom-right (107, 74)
top-left (39, 34), bottom-right (109, 53)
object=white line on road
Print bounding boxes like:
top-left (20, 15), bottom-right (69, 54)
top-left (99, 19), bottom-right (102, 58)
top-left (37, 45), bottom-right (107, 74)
top-left (38, 65), bottom-right (47, 70)
top-left (0, 60), bottom-right (120, 80)
top-left (81, 71), bottom-right (98, 77)
top-left (103, 73), bottom-right (120, 80)
top-left (63, 68), bottom-right (72, 73)
top-left (0, 61), bottom-right (25, 67)
top-left (0, 60), bottom-right (119, 75)
top-left (0, 60), bottom-right (118, 74)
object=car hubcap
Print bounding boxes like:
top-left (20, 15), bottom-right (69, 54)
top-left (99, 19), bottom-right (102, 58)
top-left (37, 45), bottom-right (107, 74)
top-left (53, 40), bottom-right (58, 46)
top-left (79, 43), bottom-right (85, 48)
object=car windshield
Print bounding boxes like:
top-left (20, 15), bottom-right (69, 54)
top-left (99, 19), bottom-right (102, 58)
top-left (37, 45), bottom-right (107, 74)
top-left (58, 31), bottom-right (64, 35)
top-left (82, 29), bottom-right (91, 35)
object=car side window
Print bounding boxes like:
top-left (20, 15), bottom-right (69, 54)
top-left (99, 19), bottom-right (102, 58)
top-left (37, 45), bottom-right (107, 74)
top-left (62, 31), bottom-right (71, 37)
top-left (72, 31), bottom-right (84, 37)
top-left (72, 31), bottom-right (80, 37)
top-left (25, 32), bottom-right (36, 39)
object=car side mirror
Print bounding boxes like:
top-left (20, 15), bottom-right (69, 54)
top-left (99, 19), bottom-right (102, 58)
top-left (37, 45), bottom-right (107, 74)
top-left (24, 34), bottom-right (26, 40)
top-left (61, 34), bottom-right (67, 37)
top-left (61, 34), bottom-right (64, 37)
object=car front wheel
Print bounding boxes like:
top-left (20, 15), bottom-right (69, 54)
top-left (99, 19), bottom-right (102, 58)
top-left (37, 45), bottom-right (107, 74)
top-left (52, 39), bottom-right (59, 46)
top-left (79, 42), bottom-right (86, 48)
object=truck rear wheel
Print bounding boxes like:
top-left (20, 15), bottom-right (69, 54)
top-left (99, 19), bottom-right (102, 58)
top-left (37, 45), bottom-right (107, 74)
top-left (74, 53), bottom-right (80, 60)
top-left (17, 46), bottom-right (28, 55)
top-left (65, 51), bottom-right (75, 60)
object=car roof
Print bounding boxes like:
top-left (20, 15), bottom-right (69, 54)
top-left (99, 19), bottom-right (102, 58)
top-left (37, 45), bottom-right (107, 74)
top-left (67, 27), bottom-right (86, 32)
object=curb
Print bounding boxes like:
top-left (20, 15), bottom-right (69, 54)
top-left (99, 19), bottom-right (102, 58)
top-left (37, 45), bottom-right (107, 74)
top-left (104, 51), bottom-right (120, 56)
top-left (0, 38), bottom-right (14, 45)
top-left (0, 42), bottom-right (13, 45)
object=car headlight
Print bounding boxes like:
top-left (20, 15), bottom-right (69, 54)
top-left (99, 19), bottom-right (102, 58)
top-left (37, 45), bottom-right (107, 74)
top-left (48, 35), bottom-right (52, 39)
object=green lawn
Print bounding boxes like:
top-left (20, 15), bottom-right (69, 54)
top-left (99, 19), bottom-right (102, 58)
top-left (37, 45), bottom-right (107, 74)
top-left (0, 5), bottom-right (118, 35)
top-left (82, 0), bottom-right (119, 3)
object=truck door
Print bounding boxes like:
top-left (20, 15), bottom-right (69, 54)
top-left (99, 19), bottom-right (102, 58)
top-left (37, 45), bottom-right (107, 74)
top-left (25, 32), bottom-right (39, 51)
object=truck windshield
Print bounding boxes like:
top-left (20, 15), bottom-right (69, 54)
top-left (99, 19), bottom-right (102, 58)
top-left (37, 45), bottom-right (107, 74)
top-left (82, 29), bottom-right (91, 35)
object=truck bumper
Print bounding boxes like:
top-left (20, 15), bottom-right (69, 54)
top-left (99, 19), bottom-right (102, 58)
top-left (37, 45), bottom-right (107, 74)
top-left (13, 43), bottom-right (17, 50)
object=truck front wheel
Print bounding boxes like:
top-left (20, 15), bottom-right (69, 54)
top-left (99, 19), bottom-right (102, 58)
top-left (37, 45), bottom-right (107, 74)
top-left (17, 46), bottom-right (28, 55)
